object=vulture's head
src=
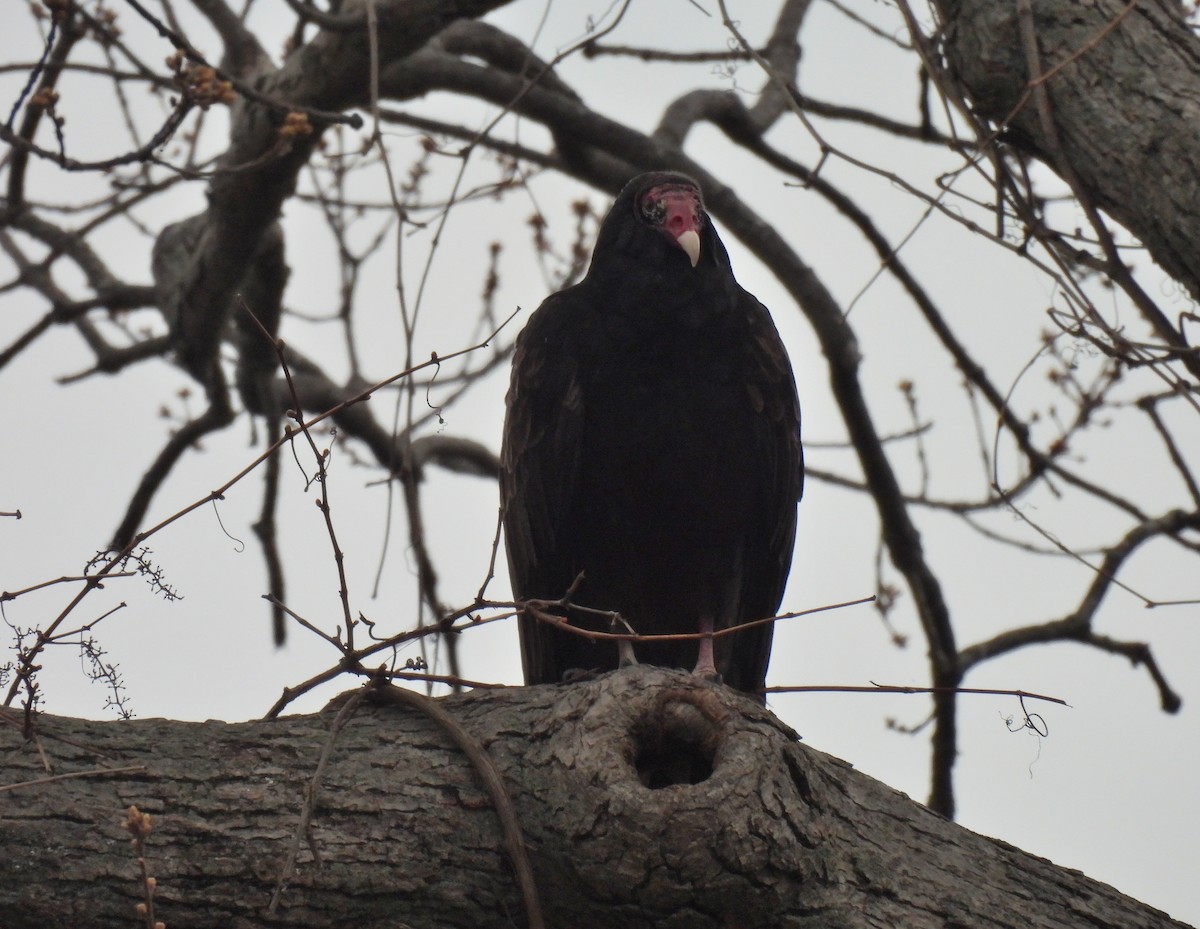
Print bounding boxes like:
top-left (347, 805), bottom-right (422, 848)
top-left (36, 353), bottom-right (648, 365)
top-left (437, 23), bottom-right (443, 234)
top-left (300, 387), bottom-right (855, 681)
top-left (591, 172), bottom-right (731, 275)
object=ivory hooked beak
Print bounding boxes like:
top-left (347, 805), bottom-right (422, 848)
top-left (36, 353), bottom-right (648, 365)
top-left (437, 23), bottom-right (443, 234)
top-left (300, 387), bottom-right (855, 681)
top-left (677, 230), bottom-right (700, 268)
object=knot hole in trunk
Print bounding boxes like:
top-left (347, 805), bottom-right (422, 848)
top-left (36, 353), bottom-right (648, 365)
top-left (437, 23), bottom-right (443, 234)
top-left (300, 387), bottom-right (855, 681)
top-left (631, 689), bottom-right (728, 789)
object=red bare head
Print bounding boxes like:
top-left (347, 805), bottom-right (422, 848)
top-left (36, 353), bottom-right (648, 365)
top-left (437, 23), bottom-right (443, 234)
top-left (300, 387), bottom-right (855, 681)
top-left (639, 178), bottom-right (703, 267)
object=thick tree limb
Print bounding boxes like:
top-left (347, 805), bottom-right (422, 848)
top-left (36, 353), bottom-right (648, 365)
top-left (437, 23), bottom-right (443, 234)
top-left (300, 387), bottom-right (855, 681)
top-left (938, 0), bottom-right (1200, 304)
top-left (156, 0), bottom-right (509, 381)
top-left (0, 668), bottom-right (1189, 929)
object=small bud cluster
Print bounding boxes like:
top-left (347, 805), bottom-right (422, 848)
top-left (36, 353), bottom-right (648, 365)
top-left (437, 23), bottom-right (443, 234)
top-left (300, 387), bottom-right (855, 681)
top-left (278, 111), bottom-right (313, 139)
top-left (42, 0), bottom-right (71, 22)
top-left (124, 806), bottom-right (165, 928)
top-left (166, 50), bottom-right (235, 110)
top-left (123, 804), bottom-right (153, 841)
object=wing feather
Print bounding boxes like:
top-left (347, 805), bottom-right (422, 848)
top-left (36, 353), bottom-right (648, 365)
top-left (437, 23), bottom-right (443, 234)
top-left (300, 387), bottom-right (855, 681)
top-left (723, 287), bottom-right (803, 693)
top-left (500, 289), bottom-right (588, 685)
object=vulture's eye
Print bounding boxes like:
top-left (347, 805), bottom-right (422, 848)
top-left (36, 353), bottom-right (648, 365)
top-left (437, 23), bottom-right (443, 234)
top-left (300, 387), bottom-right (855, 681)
top-left (641, 198), bottom-right (666, 225)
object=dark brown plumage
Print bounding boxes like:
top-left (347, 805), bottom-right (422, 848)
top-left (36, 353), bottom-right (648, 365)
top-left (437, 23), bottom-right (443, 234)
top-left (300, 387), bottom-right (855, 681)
top-left (500, 172), bottom-right (802, 697)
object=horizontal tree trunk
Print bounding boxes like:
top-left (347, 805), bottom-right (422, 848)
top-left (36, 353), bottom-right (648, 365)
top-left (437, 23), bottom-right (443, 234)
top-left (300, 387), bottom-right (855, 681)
top-left (0, 666), bottom-right (1189, 928)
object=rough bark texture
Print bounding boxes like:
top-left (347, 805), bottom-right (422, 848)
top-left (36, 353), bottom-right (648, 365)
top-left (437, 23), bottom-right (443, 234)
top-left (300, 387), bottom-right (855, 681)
top-left (0, 667), bottom-right (1189, 929)
top-left (939, 0), bottom-right (1200, 299)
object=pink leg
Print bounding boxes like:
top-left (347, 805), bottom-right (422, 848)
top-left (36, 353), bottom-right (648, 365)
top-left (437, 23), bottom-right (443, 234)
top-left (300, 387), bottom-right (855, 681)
top-left (692, 615), bottom-right (720, 681)
top-left (612, 614), bottom-right (639, 668)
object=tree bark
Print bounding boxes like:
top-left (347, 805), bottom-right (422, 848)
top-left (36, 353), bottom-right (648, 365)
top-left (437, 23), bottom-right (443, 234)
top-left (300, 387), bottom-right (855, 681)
top-left (938, 0), bottom-right (1200, 301)
top-left (1, 667), bottom-right (1189, 929)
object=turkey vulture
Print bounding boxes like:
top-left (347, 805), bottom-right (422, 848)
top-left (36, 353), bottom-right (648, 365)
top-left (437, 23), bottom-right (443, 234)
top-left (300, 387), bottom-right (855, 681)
top-left (500, 172), bottom-right (802, 698)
